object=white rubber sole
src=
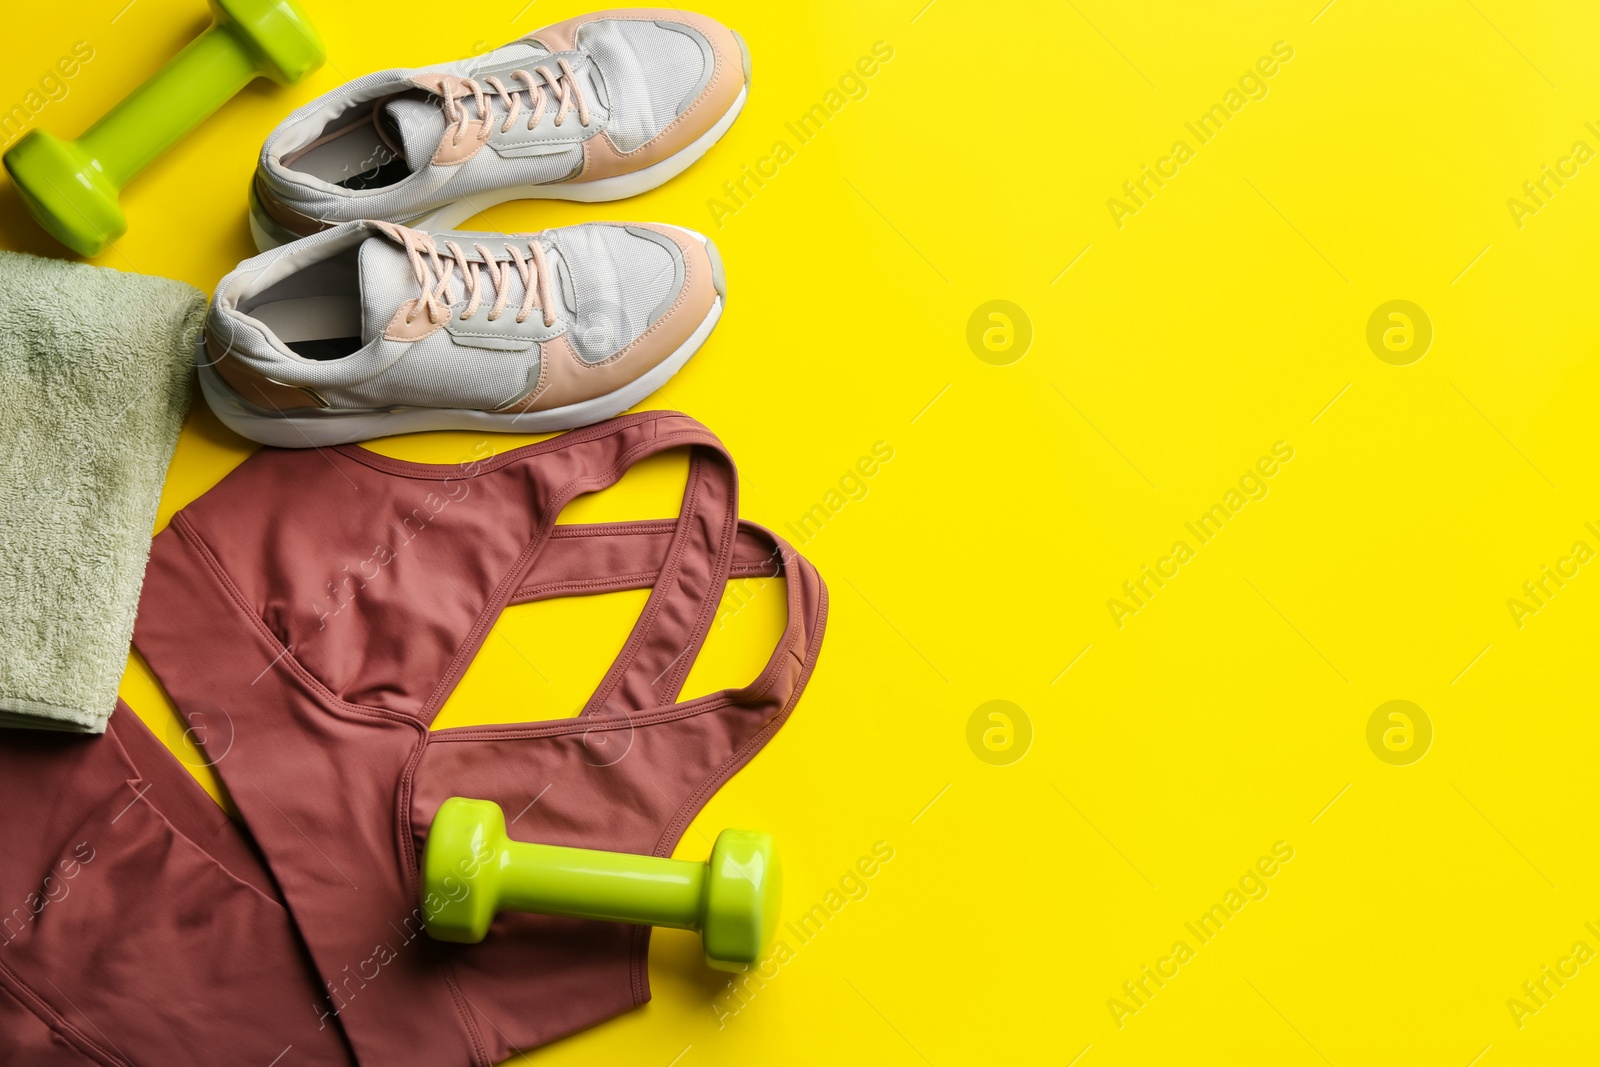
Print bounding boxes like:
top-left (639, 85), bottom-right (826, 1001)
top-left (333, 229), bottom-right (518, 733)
top-left (199, 295), bottom-right (722, 448)
top-left (251, 86), bottom-right (748, 252)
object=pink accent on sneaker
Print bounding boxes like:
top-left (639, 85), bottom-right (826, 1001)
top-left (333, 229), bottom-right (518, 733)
top-left (527, 10), bottom-right (747, 185)
top-left (499, 223), bottom-right (716, 414)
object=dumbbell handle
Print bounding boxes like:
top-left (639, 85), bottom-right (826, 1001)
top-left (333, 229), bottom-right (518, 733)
top-left (83, 25), bottom-right (265, 188)
top-left (491, 840), bottom-right (708, 930)
top-left (424, 798), bottom-right (779, 968)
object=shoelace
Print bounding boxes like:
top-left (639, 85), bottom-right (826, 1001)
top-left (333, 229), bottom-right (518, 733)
top-left (443, 60), bottom-right (591, 147)
top-left (376, 222), bottom-right (557, 329)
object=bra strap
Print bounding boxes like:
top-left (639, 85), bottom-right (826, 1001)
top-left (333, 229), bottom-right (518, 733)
top-left (578, 442), bottom-right (739, 715)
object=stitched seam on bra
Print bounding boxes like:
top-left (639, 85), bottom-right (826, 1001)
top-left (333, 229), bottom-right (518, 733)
top-left (515, 558), bottom-right (773, 601)
top-left (0, 960), bottom-right (129, 1067)
top-left (394, 433), bottom-right (727, 809)
top-left (551, 519), bottom-right (679, 538)
top-left (630, 923), bottom-right (650, 1005)
top-left (656, 468), bottom-right (736, 701)
top-left (428, 695), bottom-right (737, 741)
top-left (516, 570), bottom-right (662, 598)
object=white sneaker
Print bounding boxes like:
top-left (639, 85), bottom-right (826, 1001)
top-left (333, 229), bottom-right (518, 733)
top-left (200, 219), bottom-right (725, 447)
top-left (249, 10), bottom-right (750, 248)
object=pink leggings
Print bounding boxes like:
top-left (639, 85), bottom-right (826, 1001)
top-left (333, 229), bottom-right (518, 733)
top-left (0, 704), bottom-right (354, 1065)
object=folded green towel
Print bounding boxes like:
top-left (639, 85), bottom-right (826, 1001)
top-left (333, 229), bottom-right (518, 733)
top-left (0, 250), bottom-right (203, 733)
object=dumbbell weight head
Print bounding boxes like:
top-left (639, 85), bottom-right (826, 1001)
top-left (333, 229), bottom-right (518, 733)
top-left (3, 0), bottom-right (323, 256)
top-left (212, 0), bottom-right (327, 85)
top-left (701, 828), bottom-right (782, 972)
top-left (421, 797), bottom-right (510, 948)
top-left (4, 132), bottom-right (124, 258)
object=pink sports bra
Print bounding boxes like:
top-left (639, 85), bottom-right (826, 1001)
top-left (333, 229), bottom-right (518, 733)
top-left (132, 411), bottom-right (827, 1064)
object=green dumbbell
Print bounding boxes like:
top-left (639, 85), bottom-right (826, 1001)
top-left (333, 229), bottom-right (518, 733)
top-left (423, 797), bottom-right (781, 972)
top-left (3, 0), bottom-right (324, 256)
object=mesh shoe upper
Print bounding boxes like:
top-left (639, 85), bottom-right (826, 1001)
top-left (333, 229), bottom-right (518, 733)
top-left (254, 10), bottom-right (745, 230)
top-left (580, 19), bottom-right (713, 152)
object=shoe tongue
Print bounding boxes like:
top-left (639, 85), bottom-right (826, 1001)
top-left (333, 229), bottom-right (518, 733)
top-left (357, 230), bottom-right (572, 342)
top-left (385, 54), bottom-right (607, 172)
top-left (358, 236), bottom-right (420, 344)
top-left (382, 96), bottom-right (447, 172)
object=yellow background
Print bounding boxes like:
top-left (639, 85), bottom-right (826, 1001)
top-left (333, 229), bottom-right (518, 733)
top-left (3, 0), bottom-right (1599, 1063)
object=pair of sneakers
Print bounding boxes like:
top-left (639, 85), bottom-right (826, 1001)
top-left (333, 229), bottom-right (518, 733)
top-left (204, 8), bottom-right (747, 447)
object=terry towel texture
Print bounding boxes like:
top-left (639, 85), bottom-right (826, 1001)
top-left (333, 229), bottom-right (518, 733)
top-left (0, 250), bottom-right (203, 734)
